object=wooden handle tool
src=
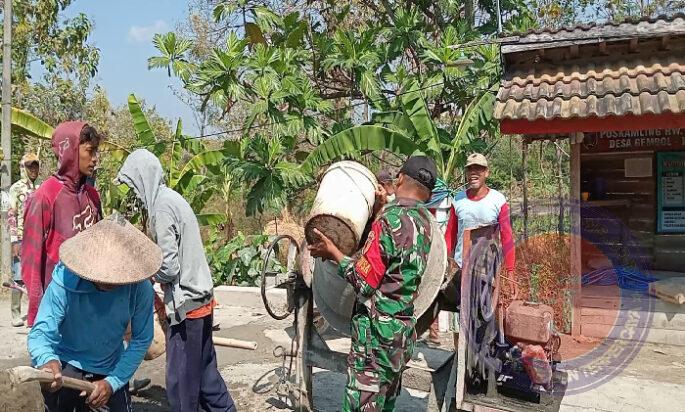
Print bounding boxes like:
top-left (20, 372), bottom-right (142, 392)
top-left (7, 366), bottom-right (96, 394)
top-left (213, 337), bottom-right (258, 350)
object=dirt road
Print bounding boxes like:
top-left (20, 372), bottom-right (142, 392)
top-left (2, 297), bottom-right (685, 411)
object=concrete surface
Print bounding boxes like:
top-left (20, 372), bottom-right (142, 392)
top-left (1, 293), bottom-right (685, 411)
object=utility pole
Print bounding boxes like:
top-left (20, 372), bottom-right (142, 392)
top-left (495, 0), bottom-right (503, 34)
top-left (1, 0), bottom-right (13, 280)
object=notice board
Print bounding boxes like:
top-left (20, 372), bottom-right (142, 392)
top-left (657, 152), bottom-right (685, 233)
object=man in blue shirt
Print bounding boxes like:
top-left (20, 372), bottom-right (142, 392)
top-left (28, 214), bottom-right (158, 411)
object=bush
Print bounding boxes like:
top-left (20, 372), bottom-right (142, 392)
top-left (206, 230), bottom-right (284, 287)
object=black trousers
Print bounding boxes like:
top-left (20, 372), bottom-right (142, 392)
top-left (43, 363), bottom-right (132, 412)
top-left (166, 314), bottom-right (236, 412)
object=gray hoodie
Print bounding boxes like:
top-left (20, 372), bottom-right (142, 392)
top-left (116, 149), bottom-right (213, 325)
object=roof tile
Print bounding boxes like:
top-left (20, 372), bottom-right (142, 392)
top-left (496, 59), bottom-right (685, 121)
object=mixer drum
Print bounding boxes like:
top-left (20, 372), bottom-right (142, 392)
top-left (311, 214), bottom-right (447, 336)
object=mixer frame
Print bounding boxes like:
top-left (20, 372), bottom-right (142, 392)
top-left (260, 229), bottom-right (564, 412)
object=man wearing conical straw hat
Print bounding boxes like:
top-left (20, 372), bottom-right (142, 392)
top-left (27, 214), bottom-right (158, 411)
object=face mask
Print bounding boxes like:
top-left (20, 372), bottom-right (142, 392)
top-left (121, 190), bottom-right (144, 222)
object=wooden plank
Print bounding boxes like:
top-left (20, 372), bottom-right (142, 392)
top-left (571, 134), bottom-right (582, 336)
top-left (601, 179), bottom-right (655, 193)
top-left (654, 235), bottom-right (685, 248)
top-left (654, 251), bottom-right (685, 272)
top-left (660, 35), bottom-right (671, 50)
top-left (581, 323), bottom-right (685, 346)
top-left (582, 310), bottom-right (685, 330)
top-left (599, 41), bottom-right (608, 55)
top-left (581, 295), bottom-right (685, 313)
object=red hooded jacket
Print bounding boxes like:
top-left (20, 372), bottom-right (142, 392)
top-left (22, 121), bottom-right (102, 327)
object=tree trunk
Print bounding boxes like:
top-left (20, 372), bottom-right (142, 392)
top-left (464, 0), bottom-right (475, 28)
top-left (556, 142), bottom-right (565, 235)
top-left (224, 203), bottom-right (235, 240)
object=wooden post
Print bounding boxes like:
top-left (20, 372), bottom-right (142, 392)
top-left (1, 0), bottom-right (13, 281)
top-left (570, 133), bottom-right (583, 336)
top-left (522, 140), bottom-right (529, 240)
top-left (557, 141), bottom-right (565, 235)
top-left (454, 228), bottom-right (473, 411)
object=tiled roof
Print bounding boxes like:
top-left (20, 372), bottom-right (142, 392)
top-left (495, 58), bottom-right (685, 121)
top-left (502, 14), bottom-right (685, 54)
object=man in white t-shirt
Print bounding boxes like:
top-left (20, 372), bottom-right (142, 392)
top-left (444, 153), bottom-right (517, 297)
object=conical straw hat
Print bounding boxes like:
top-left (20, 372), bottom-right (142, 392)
top-left (60, 214), bottom-right (162, 285)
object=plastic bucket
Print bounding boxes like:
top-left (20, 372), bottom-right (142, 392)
top-left (305, 161), bottom-right (377, 256)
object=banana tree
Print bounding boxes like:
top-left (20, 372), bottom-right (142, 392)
top-left (301, 81), bottom-right (498, 182)
top-left (125, 94), bottom-right (237, 225)
top-left (3, 107), bottom-right (54, 140)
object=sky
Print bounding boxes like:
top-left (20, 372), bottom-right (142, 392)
top-left (63, 1), bottom-right (200, 134)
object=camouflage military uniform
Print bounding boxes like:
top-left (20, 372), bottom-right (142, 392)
top-left (337, 198), bottom-right (432, 411)
top-left (8, 157), bottom-right (39, 323)
top-left (8, 170), bottom-right (38, 246)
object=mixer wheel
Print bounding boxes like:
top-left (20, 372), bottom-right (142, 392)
top-left (261, 235), bottom-right (301, 320)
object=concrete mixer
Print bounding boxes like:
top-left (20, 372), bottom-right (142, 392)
top-left (259, 161), bottom-right (567, 412)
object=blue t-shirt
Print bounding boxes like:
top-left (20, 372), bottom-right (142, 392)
top-left (28, 263), bottom-right (154, 391)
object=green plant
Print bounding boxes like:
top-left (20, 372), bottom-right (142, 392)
top-left (206, 230), bottom-right (284, 286)
top-left (120, 94), bottom-right (237, 225)
top-left (301, 80), bottom-right (498, 183)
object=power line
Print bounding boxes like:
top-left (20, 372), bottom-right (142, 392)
top-left (101, 80), bottom-right (498, 153)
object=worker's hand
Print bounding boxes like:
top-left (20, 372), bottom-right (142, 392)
top-left (39, 360), bottom-right (63, 393)
top-left (308, 229), bottom-right (345, 263)
top-left (373, 185), bottom-right (388, 217)
top-left (83, 379), bottom-right (112, 408)
top-left (11, 243), bottom-right (20, 258)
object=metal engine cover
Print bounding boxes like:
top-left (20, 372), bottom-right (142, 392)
top-left (311, 214), bottom-right (447, 336)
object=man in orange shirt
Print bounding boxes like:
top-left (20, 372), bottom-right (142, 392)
top-left (116, 149), bottom-right (235, 412)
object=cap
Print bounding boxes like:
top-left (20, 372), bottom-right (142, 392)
top-left (21, 153), bottom-right (40, 166)
top-left (465, 153), bottom-right (488, 168)
top-left (399, 156), bottom-right (438, 191)
top-left (377, 169), bottom-right (393, 183)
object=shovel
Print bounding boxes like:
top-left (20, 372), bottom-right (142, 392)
top-left (6, 366), bottom-right (95, 394)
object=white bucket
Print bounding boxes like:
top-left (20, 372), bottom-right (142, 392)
top-left (305, 161), bottom-right (377, 256)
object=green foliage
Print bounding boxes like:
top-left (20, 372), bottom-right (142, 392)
top-left (148, 32), bottom-right (196, 81)
top-left (206, 230), bottom-right (284, 286)
top-left (121, 94), bottom-right (230, 221)
top-left (3, 107), bottom-right (54, 140)
top-left (226, 134), bottom-right (313, 216)
top-left (302, 81), bottom-right (498, 183)
top-left (7, 0), bottom-right (99, 83)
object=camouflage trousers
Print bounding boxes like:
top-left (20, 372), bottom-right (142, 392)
top-left (342, 313), bottom-right (416, 412)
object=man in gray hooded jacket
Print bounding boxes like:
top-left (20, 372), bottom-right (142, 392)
top-left (116, 149), bottom-right (236, 412)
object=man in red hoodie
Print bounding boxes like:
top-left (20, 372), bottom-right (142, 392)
top-left (22, 121), bottom-right (102, 327)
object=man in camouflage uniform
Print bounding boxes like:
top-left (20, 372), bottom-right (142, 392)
top-left (6, 153), bottom-right (41, 327)
top-left (309, 156), bottom-right (438, 411)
